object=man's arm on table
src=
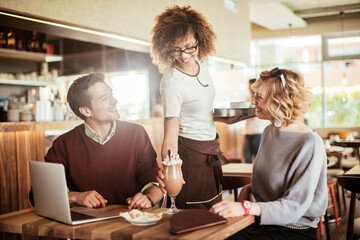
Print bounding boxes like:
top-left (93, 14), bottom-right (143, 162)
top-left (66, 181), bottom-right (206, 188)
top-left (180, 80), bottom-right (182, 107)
top-left (126, 183), bottom-right (164, 209)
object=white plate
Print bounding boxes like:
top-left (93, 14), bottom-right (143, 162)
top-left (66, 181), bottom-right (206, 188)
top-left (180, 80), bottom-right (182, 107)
top-left (119, 210), bottom-right (163, 226)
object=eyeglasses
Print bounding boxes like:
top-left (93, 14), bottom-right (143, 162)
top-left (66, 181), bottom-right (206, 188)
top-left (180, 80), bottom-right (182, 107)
top-left (169, 43), bottom-right (198, 57)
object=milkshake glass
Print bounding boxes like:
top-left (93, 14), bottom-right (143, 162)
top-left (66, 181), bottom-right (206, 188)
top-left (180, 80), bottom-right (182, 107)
top-left (162, 152), bottom-right (183, 214)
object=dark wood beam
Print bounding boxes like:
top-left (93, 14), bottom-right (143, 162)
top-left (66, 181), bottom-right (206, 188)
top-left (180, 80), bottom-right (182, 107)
top-left (0, 8), bottom-right (150, 53)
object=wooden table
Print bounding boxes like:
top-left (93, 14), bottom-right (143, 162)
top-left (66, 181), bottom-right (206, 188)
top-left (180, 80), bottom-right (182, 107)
top-left (326, 147), bottom-right (353, 169)
top-left (0, 205), bottom-right (254, 240)
top-left (222, 163), bottom-right (253, 177)
top-left (332, 139), bottom-right (360, 161)
top-left (345, 165), bottom-right (360, 175)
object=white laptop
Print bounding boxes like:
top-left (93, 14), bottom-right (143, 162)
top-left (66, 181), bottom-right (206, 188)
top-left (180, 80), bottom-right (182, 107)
top-left (29, 161), bottom-right (121, 225)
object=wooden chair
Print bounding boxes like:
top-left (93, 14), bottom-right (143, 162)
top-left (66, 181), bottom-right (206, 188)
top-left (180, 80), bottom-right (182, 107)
top-left (319, 178), bottom-right (340, 239)
top-left (337, 175), bottom-right (360, 240)
top-left (222, 176), bottom-right (252, 201)
top-left (317, 214), bottom-right (331, 240)
top-left (222, 158), bottom-right (251, 201)
top-left (327, 168), bottom-right (347, 215)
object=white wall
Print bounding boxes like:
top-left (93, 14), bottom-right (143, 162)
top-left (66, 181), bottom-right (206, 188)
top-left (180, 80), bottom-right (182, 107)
top-left (0, 0), bottom-right (251, 64)
top-left (252, 13), bottom-right (360, 39)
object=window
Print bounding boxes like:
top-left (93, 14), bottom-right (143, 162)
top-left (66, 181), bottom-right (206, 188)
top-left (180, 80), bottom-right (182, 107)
top-left (109, 71), bottom-right (150, 120)
top-left (60, 70), bottom-right (150, 120)
top-left (323, 60), bottom-right (360, 127)
top-left (323, 32), bottom-right (360, 60)
top-left (247, 33), bottom-right (360, 127)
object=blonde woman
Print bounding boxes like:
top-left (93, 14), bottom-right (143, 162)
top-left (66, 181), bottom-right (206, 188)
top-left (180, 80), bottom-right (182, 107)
top-left (150, 5), bottom-right (247, 210)
top-left (211, 68), bottom-right (327, 240)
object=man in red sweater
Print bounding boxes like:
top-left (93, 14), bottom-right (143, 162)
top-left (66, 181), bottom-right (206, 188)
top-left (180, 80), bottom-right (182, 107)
top-left (44, 72), bottom-right (163, 209)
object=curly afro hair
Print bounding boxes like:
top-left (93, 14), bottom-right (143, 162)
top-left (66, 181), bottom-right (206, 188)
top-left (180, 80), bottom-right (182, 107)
top-left (150, 5), bottom-right (216, 73)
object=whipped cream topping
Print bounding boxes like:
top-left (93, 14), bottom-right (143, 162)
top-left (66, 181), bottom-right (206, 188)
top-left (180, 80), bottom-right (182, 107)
top-left (162, 152), bottom-right (183, 166)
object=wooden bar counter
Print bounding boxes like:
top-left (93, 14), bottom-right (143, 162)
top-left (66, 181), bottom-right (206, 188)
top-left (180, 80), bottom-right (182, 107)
top-left (0, 120), bottom-right (83, 215)
top-left (0, 120), bottom-right (83, 132)
top-left (0, 205), bottom-right (254, 240)
top-left (0, 119), bottom-right (245, 215)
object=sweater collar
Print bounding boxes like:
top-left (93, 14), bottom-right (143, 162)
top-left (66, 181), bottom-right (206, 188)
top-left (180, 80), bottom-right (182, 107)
top-left (84, 121), bottom-right (117, 145)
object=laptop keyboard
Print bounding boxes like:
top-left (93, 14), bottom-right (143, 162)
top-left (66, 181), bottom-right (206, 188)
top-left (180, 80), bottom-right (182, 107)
top-left (70, 211), bottom-right (97, 221)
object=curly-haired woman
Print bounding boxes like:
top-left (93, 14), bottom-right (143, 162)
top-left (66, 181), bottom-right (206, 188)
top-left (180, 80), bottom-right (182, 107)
top-left (150, 5), bottom-right (248, 210)
top-left (210, 68), bottom-right (328, 240)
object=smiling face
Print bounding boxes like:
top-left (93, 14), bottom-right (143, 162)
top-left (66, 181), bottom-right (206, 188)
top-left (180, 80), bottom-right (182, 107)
top-left (172, 33), bottom-right (198, 69)
top-left (251, 83), bottom-right (271, 120)
top-left (82, 82), bottom-right (120, 123)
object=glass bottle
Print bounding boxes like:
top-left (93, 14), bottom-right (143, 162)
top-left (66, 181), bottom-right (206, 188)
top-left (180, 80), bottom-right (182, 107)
top-left (0, 29), bottom-right (6, 48)
top-left (7, 29), bottom-right (16, 49)
top-left (29, 31), bottom-right (40, 52)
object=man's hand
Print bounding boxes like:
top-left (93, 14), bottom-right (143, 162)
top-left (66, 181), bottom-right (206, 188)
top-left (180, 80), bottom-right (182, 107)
top-left (209, 200), bottom-right (244, 218)
top-left (68, 190), bottom-right (107, 208)
top-left (126, 193), bottom-right (152, 209)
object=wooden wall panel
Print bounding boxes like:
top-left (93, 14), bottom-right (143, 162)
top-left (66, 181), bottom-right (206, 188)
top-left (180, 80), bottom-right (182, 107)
top-left (0, 130), bottom-right (45, 215)
top-left (215, 122), bottom-right (245, 161)
top-left (0, 131), bottom-right (18, 214)
top-left (139, 120), bottom-right (245, 165)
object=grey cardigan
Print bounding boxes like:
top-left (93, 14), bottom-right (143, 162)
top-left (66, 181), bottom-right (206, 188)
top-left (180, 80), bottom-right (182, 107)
top-left (252, 124), bottom-right (328, 228)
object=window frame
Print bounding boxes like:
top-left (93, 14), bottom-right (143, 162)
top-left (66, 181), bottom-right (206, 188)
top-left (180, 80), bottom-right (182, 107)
top-left (322, 32), bottom-right (360, 61)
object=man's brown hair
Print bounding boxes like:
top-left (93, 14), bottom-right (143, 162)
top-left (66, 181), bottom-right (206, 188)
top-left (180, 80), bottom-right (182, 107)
top-left (67, 72), bottom-right (106, 120)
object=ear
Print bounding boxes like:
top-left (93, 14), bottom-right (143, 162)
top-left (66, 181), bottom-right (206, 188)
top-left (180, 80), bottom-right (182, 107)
top-left (79, 106), bottom-right (92, 118)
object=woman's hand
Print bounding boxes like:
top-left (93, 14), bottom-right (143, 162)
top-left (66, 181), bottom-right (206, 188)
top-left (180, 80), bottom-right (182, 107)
top-left (156, 169), bottom-right (185, 195)
top-left (213, 115), bottom-right (254, 124)
top-left (210, 200), bottom-right (245, 218)
top-left (156, 170), bottom-right (167, 194)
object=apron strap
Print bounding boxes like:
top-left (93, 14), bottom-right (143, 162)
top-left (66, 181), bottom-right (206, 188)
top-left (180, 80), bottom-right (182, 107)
top-left (207, 154), bottom-right (224, 193)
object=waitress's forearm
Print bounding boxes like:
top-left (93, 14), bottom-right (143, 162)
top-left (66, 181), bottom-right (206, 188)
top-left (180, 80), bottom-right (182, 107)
top-left (161, 117), bottom-right (180, 159)
top-left (161, 141), bottom-right (178, 159)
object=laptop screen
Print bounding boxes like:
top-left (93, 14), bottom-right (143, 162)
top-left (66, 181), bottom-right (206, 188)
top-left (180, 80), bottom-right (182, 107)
top-left (29, 161), bottom-right (73, 224)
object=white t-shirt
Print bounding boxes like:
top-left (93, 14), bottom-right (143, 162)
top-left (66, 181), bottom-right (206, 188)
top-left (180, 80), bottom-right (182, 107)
top-left (160, 61), bottom-right (216, 140)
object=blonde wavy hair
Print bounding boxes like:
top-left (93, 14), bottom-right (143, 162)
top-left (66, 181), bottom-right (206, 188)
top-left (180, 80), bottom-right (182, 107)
top-left (150, 5), bottom-right (216, 73)
top-left (252, 68), bottom-right (312, 126)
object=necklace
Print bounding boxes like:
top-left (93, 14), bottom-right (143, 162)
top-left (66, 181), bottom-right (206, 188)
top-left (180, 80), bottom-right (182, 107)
top-left (176, 61), bottom-right (208, 87)
top-left (196, 76), bottom-right (209, 87)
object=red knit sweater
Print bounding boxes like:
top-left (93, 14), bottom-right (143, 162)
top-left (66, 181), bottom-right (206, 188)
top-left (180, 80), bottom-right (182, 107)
top-left (45, 120), bottom-right (159, 205)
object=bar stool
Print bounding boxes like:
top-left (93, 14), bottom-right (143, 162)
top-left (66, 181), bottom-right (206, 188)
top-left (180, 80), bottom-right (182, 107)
top-left (327, 168), bottom-right (346, 215)
top-left (319, 177), bottom-right (340, 238)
